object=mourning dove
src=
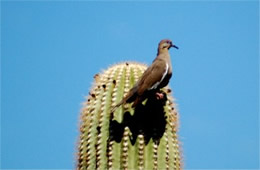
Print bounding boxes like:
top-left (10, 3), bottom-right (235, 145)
top-left (111, 39), bottom-right (178, 112)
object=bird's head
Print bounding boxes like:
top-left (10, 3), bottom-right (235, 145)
top-left (159, 39), bottom-right (179, 50)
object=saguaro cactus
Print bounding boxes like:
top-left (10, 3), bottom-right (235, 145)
top-left (77, 62), bottom-right (181, 170)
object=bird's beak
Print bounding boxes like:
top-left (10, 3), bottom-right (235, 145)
top-left (171, 44), bottom-right (179, 49)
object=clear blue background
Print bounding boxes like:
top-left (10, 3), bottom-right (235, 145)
top-left (1, 1), bottom-right (259, 169)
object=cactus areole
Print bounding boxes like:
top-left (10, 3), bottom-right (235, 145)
top-left (78, 62), bottom-right (181, 170)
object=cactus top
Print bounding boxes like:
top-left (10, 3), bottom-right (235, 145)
top-left (78, 62), bottom-right (181, 170)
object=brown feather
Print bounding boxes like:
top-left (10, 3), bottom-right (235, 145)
top-left (137, 59), bottom-right (168, 96)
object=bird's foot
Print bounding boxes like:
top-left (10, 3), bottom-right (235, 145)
top-left (155, 92), bottom-right (165, 100)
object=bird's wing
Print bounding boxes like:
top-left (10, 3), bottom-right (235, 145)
top-left (137, 59), bottom-right (167, 96)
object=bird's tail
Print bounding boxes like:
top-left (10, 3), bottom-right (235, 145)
top-left (110, 99), bottom-right (125, 113)
top-left (110, 85), bottom-right (138, 113)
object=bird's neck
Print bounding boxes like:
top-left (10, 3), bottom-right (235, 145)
top-left (157, 48), bottom-right (169, 56)
top-left (155, 48), bottom-right (172, 72)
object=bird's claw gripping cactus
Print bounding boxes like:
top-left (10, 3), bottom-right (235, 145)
top-left (78, 62), bottom-right (181, 170)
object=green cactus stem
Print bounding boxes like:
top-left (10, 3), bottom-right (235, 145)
top-left (78, 62), bottom-right (181, 170)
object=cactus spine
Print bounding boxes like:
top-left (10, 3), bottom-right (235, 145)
top-left (78, 62), bottom-right (181, 169)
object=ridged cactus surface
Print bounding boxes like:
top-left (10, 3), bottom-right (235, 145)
top-left (78, 62), bottom-right (181, 170)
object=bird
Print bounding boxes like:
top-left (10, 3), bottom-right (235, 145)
top-left (111, 39), bottom-right (178, 113)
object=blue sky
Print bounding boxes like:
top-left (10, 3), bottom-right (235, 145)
top-left (1, 1), bottom-right (259, 169)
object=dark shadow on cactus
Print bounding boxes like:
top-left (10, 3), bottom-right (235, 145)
top-left (109, 91), bottom-right (167, 145)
